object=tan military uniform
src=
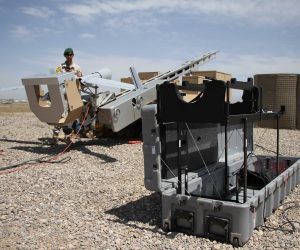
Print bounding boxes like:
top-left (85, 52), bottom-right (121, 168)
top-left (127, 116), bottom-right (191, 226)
top-left (56, 62), bottom-right (82, 77)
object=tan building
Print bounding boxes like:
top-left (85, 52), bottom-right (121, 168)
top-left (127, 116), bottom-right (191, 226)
top-left (254, 74), bottom-right (300, 129)
top-left (191, 70), bottom-right (232, 82)
top-left (181, 71), bottom-right (232, 102)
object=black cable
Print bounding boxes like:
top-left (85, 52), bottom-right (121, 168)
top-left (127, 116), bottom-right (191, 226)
top-left (0, 155), bottom-right (71, 172)
top-left (254, 144), bottom-right (283, 156)
top-left (0, 155), bottom-right (52, 171)
top-left (262, 201), bottom-right (300, 233)
top-left (232, 151), bottom-right (273, 194)
top-left (255, 128), bottom-right (268, 151)
top-left (37, 156), bottom-right (71, 164)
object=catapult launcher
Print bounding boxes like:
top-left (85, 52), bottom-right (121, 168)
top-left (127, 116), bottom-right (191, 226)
top-left (142, 77), bottom-right (300, 246)
top-left (21, 52), bottom-right (217, 139)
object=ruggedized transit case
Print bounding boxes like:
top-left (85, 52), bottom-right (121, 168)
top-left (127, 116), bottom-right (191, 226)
top-left (142, 78), bottom-right (300, 247)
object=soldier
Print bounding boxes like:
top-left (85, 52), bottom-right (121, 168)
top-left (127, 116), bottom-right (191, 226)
top-left (56, 48), bottom-right (82, 77)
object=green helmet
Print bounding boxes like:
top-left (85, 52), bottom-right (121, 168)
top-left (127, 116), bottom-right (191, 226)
top-left (64, 48), bottom-right (74, 55)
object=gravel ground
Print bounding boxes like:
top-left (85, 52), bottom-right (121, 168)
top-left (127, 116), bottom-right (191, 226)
top-left (0, 113), bottom-right (299, 249)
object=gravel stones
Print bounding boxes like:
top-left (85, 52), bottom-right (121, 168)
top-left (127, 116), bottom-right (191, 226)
top-left (0, 113), bottom-right (300, 249)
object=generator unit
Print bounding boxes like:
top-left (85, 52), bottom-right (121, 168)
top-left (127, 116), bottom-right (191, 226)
top-left (142, 78), bottom-right (300, 246)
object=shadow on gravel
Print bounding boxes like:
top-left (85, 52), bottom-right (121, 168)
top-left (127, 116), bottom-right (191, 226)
top-left (0, 138), bottom-right (43, 145)
top-left (105, 192), bottom-right (170, 235)
top-left (5, 137), bottom-right (119, 163)
top-left (77, 138), bottom-right (130, 148)
top-left (76, 146), bottom-right (117, 163)
top-left (0, 137), bottom-right (125, 148)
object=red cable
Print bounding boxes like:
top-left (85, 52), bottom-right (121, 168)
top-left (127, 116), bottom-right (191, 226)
top-left (0, 104), bottom-right (91, 175)
top-left (127, 140), bottom-right (143, 144)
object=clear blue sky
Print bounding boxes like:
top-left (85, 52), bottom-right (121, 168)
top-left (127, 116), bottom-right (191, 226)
top-left (1, 0), bottom-right (300, 99)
